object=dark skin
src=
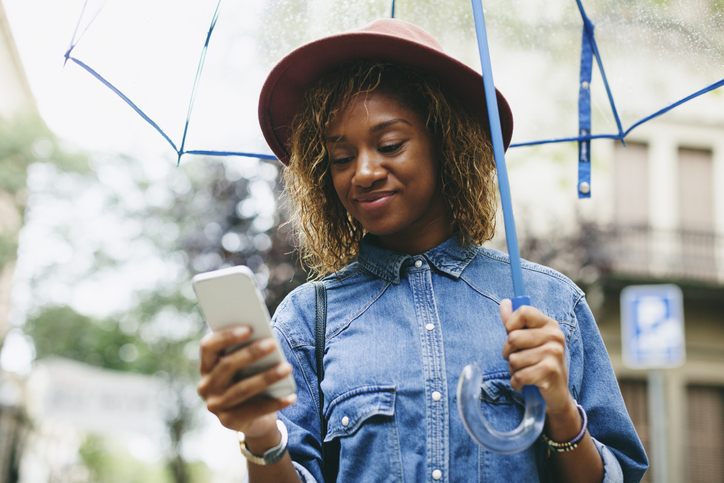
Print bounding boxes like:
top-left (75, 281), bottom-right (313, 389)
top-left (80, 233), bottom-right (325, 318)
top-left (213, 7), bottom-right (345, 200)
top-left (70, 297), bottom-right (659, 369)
top-left (500, 299), bottom-right (604, 483)
top-left (197, 93), bottom-right (604, 482)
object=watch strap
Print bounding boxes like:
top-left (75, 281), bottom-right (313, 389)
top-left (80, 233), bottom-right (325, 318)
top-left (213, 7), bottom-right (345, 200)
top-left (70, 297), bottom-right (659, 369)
top-left (237, 419), bottom-right (288, 466)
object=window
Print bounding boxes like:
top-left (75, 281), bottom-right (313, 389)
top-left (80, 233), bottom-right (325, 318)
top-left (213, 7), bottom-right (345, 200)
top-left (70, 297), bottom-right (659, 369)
top-left (613, 142), bottom-right (650, 274)
top-left (619, 379), bottom-right (651, 483)
top-left (614, 141), bottom-right (650, 226)
top-left (678, 148), bottom-right (716, 280)
top-left (687, 385), bottom-right (724, 482)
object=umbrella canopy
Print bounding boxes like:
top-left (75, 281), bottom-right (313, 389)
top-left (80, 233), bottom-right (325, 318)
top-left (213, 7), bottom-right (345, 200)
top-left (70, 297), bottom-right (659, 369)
top-left (64, 0), bottom-right (724, 166)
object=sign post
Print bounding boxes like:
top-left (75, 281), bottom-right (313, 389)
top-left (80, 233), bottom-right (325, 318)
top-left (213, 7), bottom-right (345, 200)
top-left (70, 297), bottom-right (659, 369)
top-left (621, 284), bottom-right (685, 483)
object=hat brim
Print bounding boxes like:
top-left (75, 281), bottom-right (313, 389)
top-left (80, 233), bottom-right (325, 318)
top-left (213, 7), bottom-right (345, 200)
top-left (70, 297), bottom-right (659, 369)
top-left (259, 26), bottom-right (514, 165)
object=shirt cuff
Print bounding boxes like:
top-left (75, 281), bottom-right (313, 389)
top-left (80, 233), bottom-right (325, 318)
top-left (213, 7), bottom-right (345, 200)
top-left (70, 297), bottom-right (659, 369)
top-left (592, 436), bottom-right (625, 483)
top-left (291, 461), bottom-right (319, 483)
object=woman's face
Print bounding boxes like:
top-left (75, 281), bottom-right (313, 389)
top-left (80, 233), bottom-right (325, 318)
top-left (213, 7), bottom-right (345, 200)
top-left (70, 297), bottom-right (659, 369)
top-left (326, 91), bottom-right (451, 254)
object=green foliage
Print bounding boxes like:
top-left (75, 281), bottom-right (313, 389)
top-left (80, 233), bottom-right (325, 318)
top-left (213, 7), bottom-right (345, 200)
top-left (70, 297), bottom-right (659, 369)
top-left (21, 152), bottom-right (306, 482)
top-left (25, 305), bottom-right (158, 374)
top-left (79, 435), bottom-right (178, 483)
top-left (0, 115), bottom-right (89, 196)
top-left (0, 233), bottom-right (19, 272)
top-left (0, 115), bottom-right (91, 271)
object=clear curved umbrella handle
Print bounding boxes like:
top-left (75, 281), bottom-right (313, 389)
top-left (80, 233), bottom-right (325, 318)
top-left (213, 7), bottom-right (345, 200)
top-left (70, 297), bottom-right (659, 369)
top-left (457, 363), bottom-right (546, 454)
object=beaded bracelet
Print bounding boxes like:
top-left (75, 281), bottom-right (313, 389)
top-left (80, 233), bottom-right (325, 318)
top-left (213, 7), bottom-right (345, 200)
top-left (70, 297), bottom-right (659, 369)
top-left (541, 402), bottom-right (588, 453)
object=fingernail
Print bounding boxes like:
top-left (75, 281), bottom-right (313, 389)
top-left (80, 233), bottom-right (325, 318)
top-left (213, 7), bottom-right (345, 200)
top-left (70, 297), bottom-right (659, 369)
top-left (284, 394), bottom-right (297, 404)
top-left (233, 326), bottom-right (250, 337)
top-left (257, 338), bottom-right (275, 352)
top-left (276, 363), bottom-right (292, 376)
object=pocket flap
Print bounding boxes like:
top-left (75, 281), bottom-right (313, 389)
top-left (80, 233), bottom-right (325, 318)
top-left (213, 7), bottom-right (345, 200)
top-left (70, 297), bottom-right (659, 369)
top-left (480, 372), bottom-right (524, 406)
top-left (324, 385), bottom-right (396, 441)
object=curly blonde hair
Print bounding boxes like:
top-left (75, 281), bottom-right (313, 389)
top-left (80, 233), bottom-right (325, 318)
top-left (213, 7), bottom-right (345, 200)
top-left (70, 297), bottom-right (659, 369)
top-left (283, 61), bottom-right (498, 278)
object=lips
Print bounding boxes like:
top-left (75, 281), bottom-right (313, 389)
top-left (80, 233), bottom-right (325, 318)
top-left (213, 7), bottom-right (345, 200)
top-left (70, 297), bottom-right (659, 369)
top-left (354, 191), bottom-right (395, 211)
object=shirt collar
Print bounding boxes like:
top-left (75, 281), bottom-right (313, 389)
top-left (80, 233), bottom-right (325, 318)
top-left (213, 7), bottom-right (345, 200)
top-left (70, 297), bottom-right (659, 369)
top-left (357, 235), bottom-right (478, 284)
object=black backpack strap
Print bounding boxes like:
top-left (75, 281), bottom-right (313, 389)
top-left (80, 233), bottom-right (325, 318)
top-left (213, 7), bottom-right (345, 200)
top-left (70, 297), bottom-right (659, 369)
top-left (313, 281), bottom-right (328, 476)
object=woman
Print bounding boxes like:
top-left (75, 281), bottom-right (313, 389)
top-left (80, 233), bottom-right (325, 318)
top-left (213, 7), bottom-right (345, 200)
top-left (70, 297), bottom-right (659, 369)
top-left (197, 19), bottom-right (648, 482)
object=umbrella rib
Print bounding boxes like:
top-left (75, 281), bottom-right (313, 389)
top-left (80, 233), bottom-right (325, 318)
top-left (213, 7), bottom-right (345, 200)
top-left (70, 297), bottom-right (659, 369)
top-left (576, 0), bottom-right (625, 141)
top-left (511, 77), bottom-right (724, 148)
top-left (185, 150), bottom-right (277, 161)
top-left (64, 0), bottom-right (110, 67)
top-left (65, 55), bottom-right (179, 153)
top-left (178, 0), bottom-right (224, 164)
top-left (624, 78), bottom-right (724, 137)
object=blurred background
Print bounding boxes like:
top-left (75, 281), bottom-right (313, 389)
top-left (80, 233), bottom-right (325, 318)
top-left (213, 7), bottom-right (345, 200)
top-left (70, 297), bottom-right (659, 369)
top-left (0, 0), bottom-right (723, 482)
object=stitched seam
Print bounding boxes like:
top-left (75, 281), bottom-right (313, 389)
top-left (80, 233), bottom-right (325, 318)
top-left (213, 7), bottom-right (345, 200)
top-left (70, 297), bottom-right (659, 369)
top-left (476, 247), bottom-right (584, 296)
top-left (275, 326), bottom-right (318, 411)
top-left (327, 281), bottom-right (392, 340)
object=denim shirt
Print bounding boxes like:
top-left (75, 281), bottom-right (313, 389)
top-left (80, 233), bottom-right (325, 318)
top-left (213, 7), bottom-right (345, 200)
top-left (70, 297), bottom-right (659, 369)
top-left (271, 236), bottom-right (648, 482)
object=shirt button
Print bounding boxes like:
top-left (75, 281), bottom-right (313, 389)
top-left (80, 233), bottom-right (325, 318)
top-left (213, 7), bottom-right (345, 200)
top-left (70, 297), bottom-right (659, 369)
top-left (432, 391), bottom-right (442, 401)
top-left (341, 416), bottom-right (350, 427)
top-left (432, 469), bottom-right (442, 480)
top-left (425, 323), bottom-right (434, 331)
top-left (414, 260), bottom-right (423, 268)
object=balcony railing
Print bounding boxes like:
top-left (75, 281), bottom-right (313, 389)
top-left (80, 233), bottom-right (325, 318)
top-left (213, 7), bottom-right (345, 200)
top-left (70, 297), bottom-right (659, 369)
top-left (595, 224), bottom-right (724, 283)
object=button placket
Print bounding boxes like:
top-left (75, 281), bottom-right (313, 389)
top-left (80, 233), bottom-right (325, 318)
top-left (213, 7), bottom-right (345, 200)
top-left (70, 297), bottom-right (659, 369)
top-left (409, 269), bottom-right (449, 483)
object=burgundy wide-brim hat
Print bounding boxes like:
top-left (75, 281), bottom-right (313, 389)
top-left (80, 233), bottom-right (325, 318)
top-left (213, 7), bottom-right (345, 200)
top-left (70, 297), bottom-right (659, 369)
top-left (259, 18), bottom-right (514, 165)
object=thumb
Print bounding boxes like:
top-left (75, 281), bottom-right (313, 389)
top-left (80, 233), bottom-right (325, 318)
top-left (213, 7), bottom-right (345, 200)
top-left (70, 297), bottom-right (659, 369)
top-left (500, 299), bottom-right (513, 325)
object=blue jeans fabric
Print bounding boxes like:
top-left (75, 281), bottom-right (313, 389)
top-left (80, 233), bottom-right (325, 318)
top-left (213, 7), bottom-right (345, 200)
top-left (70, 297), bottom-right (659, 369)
top-left (271, 235), bottom-right (648, 482)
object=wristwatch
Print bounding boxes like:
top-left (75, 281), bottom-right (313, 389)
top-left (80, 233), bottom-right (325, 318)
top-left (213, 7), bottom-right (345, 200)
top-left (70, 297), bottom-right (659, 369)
top-left (237, 419), bottom-right (288, 466)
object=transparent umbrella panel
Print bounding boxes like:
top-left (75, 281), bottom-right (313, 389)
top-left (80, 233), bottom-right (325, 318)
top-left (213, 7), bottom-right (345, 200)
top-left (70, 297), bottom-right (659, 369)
top-left (66, 0), bottom-right (724, 161)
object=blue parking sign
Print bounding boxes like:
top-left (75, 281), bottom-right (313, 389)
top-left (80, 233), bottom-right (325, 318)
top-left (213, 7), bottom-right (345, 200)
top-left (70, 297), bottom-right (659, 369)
top-left (620, 284), bottom-right (685, 369)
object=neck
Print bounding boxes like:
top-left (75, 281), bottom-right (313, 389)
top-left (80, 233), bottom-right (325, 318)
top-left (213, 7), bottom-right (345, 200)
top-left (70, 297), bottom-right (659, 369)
top-left (374, 219), bottom-right (454, 255)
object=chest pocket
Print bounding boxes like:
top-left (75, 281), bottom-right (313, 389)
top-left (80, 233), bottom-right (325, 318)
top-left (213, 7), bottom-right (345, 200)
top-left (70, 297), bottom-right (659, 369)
top-left (324, 385), bottom-right (403, 482)
top-left (480, 373), bottom-right (525, 407)
top-left (478, 373), bottom-right (544, 479)
top-left (478, 372), bottom-right (532, 434)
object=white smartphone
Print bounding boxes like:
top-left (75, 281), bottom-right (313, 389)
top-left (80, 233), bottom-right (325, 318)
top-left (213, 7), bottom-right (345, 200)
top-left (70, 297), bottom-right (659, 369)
top-left (191, 265), bottom-right (296, 399)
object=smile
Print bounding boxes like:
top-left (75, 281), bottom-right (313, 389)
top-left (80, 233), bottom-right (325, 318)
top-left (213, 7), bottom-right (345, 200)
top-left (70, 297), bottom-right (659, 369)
top-left (355, 191), bottom-right (395, 211)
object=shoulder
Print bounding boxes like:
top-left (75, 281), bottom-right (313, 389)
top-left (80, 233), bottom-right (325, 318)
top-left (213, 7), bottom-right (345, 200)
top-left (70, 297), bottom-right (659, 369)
top-left (271, 280), bottom-right (317, 350)
top-left (465, 246), bottom-right (586, 324)
top-left (271, 261), bottom-right (388, 347)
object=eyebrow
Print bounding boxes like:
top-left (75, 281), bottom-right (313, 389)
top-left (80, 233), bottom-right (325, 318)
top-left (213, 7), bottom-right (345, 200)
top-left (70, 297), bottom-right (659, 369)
top-left (326, 118), bottom-right (412, 144)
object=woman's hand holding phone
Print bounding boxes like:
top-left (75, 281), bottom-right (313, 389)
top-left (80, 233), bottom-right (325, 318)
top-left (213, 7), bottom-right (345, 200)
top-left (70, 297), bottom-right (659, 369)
top-left (192, 266), bottom-right (298, 442)
top-left (197, 325), bottom-right (297, 439)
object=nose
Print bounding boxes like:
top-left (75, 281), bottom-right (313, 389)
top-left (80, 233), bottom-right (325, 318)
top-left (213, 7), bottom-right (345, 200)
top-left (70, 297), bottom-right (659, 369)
top-left (353, 150), bottom-right (386, 188)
